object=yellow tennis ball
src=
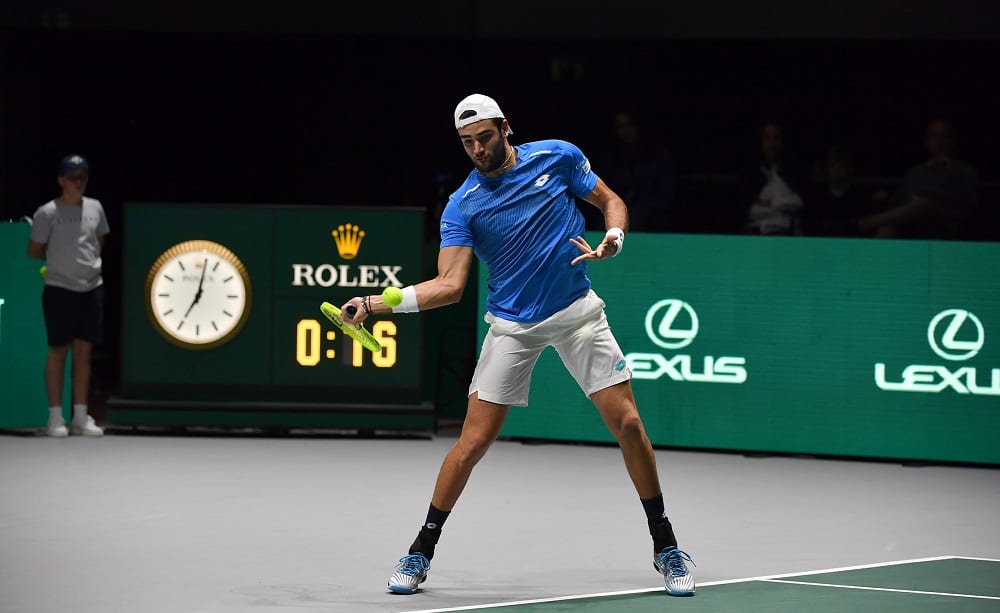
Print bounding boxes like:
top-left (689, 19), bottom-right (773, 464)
top-left (39, 265), bottom-right (47, 279)
top-left (382, 286), bottom-right (403, 308)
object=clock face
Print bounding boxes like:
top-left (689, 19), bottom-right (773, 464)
top-left (145, 240), bottom-right (251, 349)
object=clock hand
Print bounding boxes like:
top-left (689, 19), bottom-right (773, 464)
top-left (184, 258), bottom-right (209, 318)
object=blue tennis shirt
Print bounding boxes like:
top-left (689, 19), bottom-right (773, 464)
top-left (440, 139), bottom-right (599, 323)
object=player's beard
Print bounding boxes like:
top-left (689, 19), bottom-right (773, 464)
top-left (476, 139), bottom-right (509, 173)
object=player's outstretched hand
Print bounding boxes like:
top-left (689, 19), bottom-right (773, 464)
top-left (341, 297), bottom-right (367, 324)
top-left (570, 234), bottom-right (618, 265)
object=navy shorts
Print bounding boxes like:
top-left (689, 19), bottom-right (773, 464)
top-left (42, 285), bottom-right (104, 347)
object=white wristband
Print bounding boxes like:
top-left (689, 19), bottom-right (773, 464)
top-left (606, 227), bottom-right (624, 257)
top-left (391, 285), bottom-right (420, 313)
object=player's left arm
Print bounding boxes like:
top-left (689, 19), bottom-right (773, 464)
top-left (570, 178), bottom-right (629, 265)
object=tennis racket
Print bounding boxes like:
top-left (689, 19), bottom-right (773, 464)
top-left (319, 301), bottom-right (382, 353)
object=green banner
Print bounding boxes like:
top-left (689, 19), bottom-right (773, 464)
top-left (486, 234), bottom-right (1000, 464)
top-left (0, 222), bottom-right (70, 428)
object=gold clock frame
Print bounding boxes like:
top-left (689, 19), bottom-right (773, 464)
top-left (144, 239), bottom-right (253, 350)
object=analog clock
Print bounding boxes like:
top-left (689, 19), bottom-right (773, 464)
top-left (145, 240), bottom-right (252, 349)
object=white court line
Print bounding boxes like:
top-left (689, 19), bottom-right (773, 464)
top-left (763, 578), bottom-right (1000, 601)
top-left (952, 555), bottom-right (1000, 563)
top-left (397, 555), bottom-right (960, 613)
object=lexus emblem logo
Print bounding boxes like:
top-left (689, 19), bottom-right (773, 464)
top-left (927, 309), bottom-right (984, 361)
top-left (645, 299), bottom-right (699, 350)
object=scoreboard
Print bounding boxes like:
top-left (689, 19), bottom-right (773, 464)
top-left (118, 204), bottom-right (424, 405)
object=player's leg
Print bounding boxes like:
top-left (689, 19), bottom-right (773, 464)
top-left (430, 393), bottom-right (511, 512)
top-left (69, 338), bottom-right (102, 435)
top-left (591, 383), bottom-right (695, 596)
top-left (45, 346), bottom-right (69, 406)
top-left (69, 286), bottom-right (103, 436)
top-left (591, 381), bottom-right (660, 498)
top-left (550, 292), bottom-right (658, 493)
top-left (70, 338), bottom-right (92, 406)
top-left (553, 290), bottom-right (695, 596)
top-left (41, 285), bottom-right (71, 437)
top-left (44, 346), bottom-right (70, 436)
top-left (389, 398), bottom-right (513, 595)
top-left (389, 313), bottom-right (540, 594)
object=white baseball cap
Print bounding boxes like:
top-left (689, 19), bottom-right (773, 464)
top-left (454, 93), bottom-right (513, 135)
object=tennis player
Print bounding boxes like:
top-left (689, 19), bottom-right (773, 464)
top-left (342, 94), bottom-right (695, 597)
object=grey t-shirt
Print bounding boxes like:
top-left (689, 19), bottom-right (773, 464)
top-left (30, 197), bottom-right (110, 292)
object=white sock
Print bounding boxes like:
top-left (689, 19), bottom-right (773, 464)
top-left (72, 404), bottom-right (88, 423)
top-left (49, 406), bottom-right (63, 423)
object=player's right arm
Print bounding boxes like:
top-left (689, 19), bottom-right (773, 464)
top-left (27, 240), bottom-right (46, 259)
top-left (342, 186), bottom-right (477, 322)
top-left (28, 206), bottom-right (51, 259)
top-left (406, 245), bottom-right (474, 311)
top-left (342, 245), bottom-right (474, 322)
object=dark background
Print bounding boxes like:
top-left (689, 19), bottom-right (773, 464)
top-left (2, 0), bottom-right (997, 402)
top-left (3, 1), bottom-right (997, 221)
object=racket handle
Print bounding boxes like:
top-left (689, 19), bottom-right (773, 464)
top-left (345, 304), bottom-right (357, 318)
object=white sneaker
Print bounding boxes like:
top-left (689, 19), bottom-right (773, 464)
top-left (70, 416), bottom-right (104, 437)
top-left (47, 420), bottom-right (69, 438)
top-left (387, 554), bottom-right (430, 594)
top-left (655, 547), bottom-right (696, 597)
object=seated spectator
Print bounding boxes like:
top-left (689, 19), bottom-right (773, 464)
top-left (590, 110), bottom-right (676, 232)
top-left (859, 119), bottom-right (978, 239)
top-left (740, 122), bottom-right (805, 235)
top-left (803, 147), bottom-right (874, 237)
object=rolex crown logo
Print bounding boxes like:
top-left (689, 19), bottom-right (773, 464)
top-left (332, 223), bottom-right (365, 260)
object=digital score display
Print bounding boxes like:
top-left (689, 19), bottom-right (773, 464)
top-left (269, 297), bottom-right (419, 389)
top-left (295, 319), bottom-right (397, 368)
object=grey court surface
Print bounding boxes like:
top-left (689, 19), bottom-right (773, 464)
top-left (1, 432), bottom-right (998, 613)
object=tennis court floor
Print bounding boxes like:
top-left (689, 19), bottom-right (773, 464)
top-left (2, 435), bottom-right (998, 613)
top-left (402, 557), bottom-right (1000, 613)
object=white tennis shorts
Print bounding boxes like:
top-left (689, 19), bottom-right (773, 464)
top-left (470, 289), bottom-right (632, 406)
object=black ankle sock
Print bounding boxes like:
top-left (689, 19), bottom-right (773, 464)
top-left (640, 494), bottom-right (666, 522)
top-left (648, 516), bottom-right (678, 554)
top-left (408, 504), bottom-right (451, 560)
top-left (423, 504), bottom-right (450, 531)
top-left (409, 529), bottom-right (439, 560)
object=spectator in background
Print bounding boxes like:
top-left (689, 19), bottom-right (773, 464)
top-left (860, 119), bottom-right (978, 239)
top-left (591, 111), bottom-right (675, 232)
top-left (803, 147), bottom-right (873, 237)
top-left (741, 122), bottom-right (805, 235)
top-left (27, 155), bottom-right (109, 437)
